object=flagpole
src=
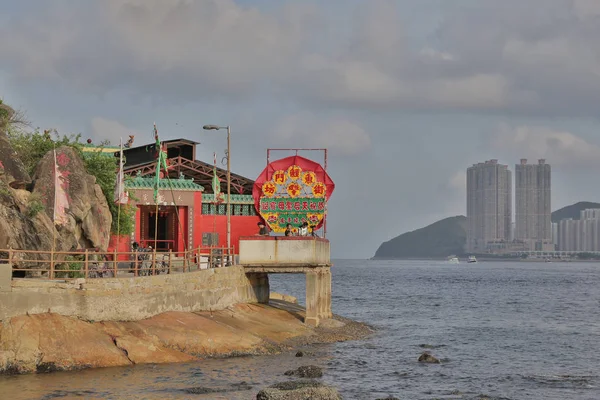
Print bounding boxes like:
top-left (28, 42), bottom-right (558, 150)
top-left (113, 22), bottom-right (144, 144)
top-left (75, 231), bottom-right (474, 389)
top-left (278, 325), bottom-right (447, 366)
top-left (117, 138), bottom-right (122, 252)
top-left (213, 152), bottom-right (217, 250)
top-left (153, 124), bottom-right (160, 251)
top-left (51, 144), bottom-right (57, 279)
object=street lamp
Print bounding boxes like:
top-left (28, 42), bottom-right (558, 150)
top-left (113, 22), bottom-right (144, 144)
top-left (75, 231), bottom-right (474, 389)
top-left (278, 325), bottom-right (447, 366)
top-left (203, 125), bottom-right (231, 264)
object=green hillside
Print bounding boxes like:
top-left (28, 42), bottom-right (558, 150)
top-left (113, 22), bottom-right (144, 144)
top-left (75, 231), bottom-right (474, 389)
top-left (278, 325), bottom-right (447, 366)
top-left (551, 202), bottom-right (600, 222)
top-left (373, 216), bottom-right (467, 259)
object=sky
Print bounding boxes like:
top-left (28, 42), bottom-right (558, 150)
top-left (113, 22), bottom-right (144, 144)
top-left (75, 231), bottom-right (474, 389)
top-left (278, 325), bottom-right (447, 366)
top-left (1, 0), bottom-right (600, 258)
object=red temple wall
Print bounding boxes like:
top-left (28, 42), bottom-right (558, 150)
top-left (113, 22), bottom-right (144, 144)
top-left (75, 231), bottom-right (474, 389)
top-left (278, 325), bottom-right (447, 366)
top-left (107, 234), bottom-right (131, 261)
top-left (195, 214), bottom-right (261, 253)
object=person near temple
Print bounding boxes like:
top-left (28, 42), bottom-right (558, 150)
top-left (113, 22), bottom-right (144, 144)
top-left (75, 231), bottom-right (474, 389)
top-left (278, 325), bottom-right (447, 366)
top-left (257, 221), bottom-right (269, 236)
top-left (298, 221), bottom-right (309, 236)
top-left (284, 223), bottom-right (293, 237)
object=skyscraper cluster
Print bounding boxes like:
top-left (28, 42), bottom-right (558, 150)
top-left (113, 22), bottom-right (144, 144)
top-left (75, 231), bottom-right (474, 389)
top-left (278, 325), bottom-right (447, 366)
top-left (466, 159), bottom-right (552, 253)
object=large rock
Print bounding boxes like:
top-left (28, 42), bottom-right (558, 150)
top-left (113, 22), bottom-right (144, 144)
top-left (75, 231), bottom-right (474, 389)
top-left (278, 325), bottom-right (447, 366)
top-left (32, 146), bottom-right (112, 250)
top-left (418, 352), bottom-right (440, 364)
top-left (0, 103), bottom-right (31, 189)
top-left (0, 304), bottom-right (329, 374)
top-left (0, 314), bottom-right (132, 374)
top-left (256, 380), bottom-right (342, 400)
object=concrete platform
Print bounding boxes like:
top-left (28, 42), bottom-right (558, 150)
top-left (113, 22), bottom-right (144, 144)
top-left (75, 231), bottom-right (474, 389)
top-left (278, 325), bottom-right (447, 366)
top-left (238, 236), bottom-right (332, 327)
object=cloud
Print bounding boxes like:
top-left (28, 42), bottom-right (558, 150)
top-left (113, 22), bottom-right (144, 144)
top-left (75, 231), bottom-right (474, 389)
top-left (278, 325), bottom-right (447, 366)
top-left (0, 0), bottom-right (315, 99)
top-left (448, 170), bottom-right (466, 192)
top-left (572, 0), bottom-right (600, 19)
top-left (90, 117), bottom-right (141, 145)
top-left (271, 113), bottom-right (371, 156)
top-left (491, 124), bottom-right (600, 168)
top-left (1, 0), bottom-right (599, 116)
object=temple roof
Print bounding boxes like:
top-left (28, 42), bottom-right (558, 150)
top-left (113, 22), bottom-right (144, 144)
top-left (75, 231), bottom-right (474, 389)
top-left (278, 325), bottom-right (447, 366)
top-left (126, 175), bottom-right (204, 191)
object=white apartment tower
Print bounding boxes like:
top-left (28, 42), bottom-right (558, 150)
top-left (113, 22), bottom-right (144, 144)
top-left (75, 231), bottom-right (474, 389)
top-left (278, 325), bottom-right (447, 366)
top-left (515, 159), bottom-right (553, 251)
top-left (466, 160), bottom-right (512, 253)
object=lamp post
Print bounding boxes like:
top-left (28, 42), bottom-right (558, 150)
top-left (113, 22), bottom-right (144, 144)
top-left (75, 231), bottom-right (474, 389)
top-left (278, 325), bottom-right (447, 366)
top-left (203, 125), bottom-right (231, 264)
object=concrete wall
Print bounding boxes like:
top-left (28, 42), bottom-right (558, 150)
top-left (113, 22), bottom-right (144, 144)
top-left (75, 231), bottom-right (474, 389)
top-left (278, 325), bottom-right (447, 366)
top-left (238, 237), bottom-right (330, 266)
top-left (0, 266), bottom-right (269, 322)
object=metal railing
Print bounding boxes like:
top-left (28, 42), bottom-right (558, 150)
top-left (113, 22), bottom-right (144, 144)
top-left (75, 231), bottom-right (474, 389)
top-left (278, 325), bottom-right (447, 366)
top-left (139, 239), bottom-right (176, 251)
top-left (0, 246), bottom-right (235, 281)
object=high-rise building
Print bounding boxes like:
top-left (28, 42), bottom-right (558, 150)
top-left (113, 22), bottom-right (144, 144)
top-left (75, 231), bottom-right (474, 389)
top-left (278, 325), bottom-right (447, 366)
top-left (466, 160), bottom-right (512, 253)
top-left (515, 159), bottom-right (552, 251)
top-left (558, 209), bottom-right (600, 252)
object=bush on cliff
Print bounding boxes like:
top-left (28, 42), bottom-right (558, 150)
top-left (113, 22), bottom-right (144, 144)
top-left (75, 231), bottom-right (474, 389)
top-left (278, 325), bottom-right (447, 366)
top-left (6, 126), bottom-right (134, 235)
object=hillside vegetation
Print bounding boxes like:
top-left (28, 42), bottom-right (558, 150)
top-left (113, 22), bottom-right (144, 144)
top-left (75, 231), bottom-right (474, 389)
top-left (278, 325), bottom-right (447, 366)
top-left (373, 216), bottom-right (467, 259)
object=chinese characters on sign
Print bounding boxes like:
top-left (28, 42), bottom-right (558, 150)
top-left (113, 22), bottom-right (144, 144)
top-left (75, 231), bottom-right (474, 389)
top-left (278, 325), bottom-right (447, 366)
top-left (260, 198), bottom-right (326, 212)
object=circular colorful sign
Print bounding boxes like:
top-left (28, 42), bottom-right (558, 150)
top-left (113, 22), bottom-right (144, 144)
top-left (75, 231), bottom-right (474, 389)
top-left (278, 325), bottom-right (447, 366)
top-left (253, 155), bottom-right (334, 233)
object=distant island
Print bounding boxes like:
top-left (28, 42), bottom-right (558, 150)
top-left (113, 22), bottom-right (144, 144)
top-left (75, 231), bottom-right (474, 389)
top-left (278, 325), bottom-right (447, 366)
top-left (373, 201), bottom-right (600, 259)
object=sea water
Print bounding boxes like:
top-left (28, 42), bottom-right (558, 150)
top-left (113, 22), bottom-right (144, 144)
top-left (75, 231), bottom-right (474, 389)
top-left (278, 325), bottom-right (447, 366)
top-left (1, 259), bottom-right (599, 399)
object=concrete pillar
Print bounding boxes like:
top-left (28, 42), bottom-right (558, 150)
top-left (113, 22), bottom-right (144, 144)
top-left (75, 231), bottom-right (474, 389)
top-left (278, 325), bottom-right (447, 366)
top-left (318, 270), bottom-right (325, 317)
top-left (323, 269), bottom-right (332, 319)
top-left (247, 273), bottom-right (270, 304)
top-left (305, 270), bottom-right (320, 326)
top-left (0, 262), bottom-right (11, 292)
top-left (305, 267), bottom-right (332, 326)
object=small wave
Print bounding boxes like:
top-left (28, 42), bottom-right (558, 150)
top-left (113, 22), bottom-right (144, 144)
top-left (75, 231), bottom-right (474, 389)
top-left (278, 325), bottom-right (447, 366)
top-left (418, 343), bottom-right (447, 349)
top-left (467, 394), bottom-right (514, 400)
top-left (521, 374), bottom-right (596, 389)
top-left (40, 390), bottom-right (110, 399)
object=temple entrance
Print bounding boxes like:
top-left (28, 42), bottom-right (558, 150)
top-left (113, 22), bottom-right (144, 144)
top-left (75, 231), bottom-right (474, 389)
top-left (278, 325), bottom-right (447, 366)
top-left (139, 205), bottom-right (184, 252)
top-left (148, 211), bottom-right (169, 250)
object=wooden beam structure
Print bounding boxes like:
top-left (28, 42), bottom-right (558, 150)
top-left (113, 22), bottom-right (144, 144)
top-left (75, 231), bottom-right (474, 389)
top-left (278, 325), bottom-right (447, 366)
top-left (124, 156), bottom-right (254, 195)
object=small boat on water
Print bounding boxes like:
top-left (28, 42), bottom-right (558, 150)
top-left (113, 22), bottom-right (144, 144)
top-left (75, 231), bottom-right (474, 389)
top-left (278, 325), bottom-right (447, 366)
top-left (447, 255), bottom-right (460, 264)
top-left (467, 255), bottom-right (477, 263)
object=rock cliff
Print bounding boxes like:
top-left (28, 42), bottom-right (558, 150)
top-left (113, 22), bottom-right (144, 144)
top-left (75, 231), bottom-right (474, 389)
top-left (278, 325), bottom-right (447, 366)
top-left (0, 116), bottom-right (111, 261)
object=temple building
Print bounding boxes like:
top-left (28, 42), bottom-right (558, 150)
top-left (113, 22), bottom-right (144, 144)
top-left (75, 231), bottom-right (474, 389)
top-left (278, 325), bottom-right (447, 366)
top-left (85, 138), bottom-right (261, 254)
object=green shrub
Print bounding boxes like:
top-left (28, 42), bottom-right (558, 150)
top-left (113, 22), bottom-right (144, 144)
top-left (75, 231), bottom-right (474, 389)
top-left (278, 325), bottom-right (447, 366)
top-left (26, 195), bottom-right (45, 218)
top-left (55, 255), bottom-right (85, 279)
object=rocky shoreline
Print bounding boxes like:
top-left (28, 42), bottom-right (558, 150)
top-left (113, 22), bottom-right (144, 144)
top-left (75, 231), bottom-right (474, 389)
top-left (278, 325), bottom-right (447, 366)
top-left (0, 298), bottom-right (373, 375)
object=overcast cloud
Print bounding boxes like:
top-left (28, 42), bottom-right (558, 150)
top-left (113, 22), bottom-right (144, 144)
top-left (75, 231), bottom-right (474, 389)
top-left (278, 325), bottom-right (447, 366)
top-left (1, 0), bottom-right (600, 258)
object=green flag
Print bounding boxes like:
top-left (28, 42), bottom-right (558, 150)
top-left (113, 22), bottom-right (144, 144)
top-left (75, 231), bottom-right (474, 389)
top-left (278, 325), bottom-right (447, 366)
top-left (212, 152), bottom-right (221, 200)
top-left (153, 124), bottom-right (169, 202)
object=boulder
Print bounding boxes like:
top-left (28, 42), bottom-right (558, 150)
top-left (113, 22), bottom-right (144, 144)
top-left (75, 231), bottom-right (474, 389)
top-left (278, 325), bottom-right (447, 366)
top-left (256, 380), bottom-right (342, 400)
top-left (32, 146), bottom-right (112, 250)
top-left (418, 352), bottom-right (440, 364)
top-left (0, 104), bottom-right (31, 189)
